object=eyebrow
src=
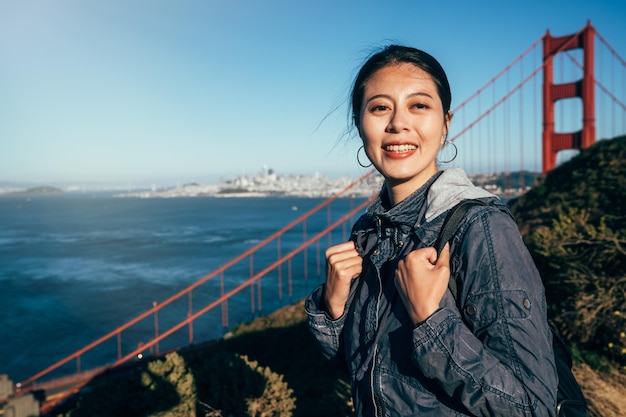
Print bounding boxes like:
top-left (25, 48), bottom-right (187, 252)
top-left (365, 91), bottom-right (435, 104)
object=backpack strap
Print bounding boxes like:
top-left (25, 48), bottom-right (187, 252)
top-left (434, 199), bottom-right (488, 257)
top-left (434, 199), bottom-right (487, 300)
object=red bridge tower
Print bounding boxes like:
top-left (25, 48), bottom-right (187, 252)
top-left (542, 21), bottom-right (596, 175)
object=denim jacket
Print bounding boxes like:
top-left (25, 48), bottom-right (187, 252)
top-left (305, 169), bottom-right (558, 416)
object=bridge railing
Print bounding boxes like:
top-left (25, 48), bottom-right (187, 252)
top-left (18, 169), bottom-right (378, 391)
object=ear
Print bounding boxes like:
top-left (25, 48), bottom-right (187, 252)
top-left (354, 114), bottom-right (363, 138)
top-left (441, 111), bottom-right (453, 143)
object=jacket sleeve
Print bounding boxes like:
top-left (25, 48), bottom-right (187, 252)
top-left (411, 207), bottom-right (558, 416)
top-left (305, 283), bottom-right (348, 362)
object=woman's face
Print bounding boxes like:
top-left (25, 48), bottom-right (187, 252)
top-left (359, 62), bottom-right (450, 200)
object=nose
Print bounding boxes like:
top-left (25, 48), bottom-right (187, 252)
top-left (386, 108), bottom-right (409, 132)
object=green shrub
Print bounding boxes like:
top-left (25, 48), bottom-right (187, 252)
top-left (189, 350), bottom-right (295, 417)
top-left (528, 208), bottom-right (626, 367)
top-left (66, 351), bottom-right (195, 417)
top-left (143, 352), bottom-right (197, 417)
top-left (241, 356), bottom-right (296, 417)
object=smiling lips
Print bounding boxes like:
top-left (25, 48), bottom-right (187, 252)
top-left (384, 144), bottom-right (417, 158)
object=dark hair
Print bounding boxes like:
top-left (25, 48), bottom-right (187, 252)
top-left (350, 45), bottom-right (452, 129)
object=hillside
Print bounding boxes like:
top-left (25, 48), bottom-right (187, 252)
top-left (509, 135), bottom-right (626, 417)
top-left (508, 136), bottom-right (625, 344)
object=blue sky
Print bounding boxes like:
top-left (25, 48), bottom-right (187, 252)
top-left (1, 0), bottom-right (625, 186)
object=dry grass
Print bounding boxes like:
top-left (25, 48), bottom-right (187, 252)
top-left (574, 362), bottom-right (626, 417)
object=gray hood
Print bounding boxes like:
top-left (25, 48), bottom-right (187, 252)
top-left (425, 168), bottom-right (496, 222)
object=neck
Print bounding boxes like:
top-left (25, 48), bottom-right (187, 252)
top-left (385, 169), bottom-right (440, 206)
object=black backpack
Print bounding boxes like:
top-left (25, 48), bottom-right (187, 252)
top-left (435, 199), bottom-right (589, 417)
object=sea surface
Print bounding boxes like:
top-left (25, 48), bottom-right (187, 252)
top-left (0, 192), bottom-right (367, 383)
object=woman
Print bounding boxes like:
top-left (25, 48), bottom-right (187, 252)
top-left (305, 45), bottom-right (558, 416)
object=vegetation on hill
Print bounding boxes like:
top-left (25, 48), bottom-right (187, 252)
top-left (510, 136), bottom-right (625, 236)
top-left (509, 136), bottom-right (626, 366)
top-left (508, 136), bottom-right (626, 416)
top-left (51, 137), bottom-right (625, 417)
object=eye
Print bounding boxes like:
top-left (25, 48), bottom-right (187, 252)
top-left (369, 104), bottom-right (389, 113)
top-left (412, 102), bottom-right (429, 110)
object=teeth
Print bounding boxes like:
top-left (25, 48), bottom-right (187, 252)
top-left (385, 144), bottom-right (417, 152)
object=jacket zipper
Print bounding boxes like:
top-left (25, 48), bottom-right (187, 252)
top-left (371, 346), bottom-right (382, 416)
top-left (371, 216), bottom-right (384, 416)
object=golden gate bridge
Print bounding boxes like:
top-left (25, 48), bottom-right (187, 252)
top-left (2, 21), bottom-right (625, 415)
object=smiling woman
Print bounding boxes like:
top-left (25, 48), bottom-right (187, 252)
top-left (305, 45), bottom-right (559, 417)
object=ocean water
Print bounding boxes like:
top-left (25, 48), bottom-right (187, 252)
top-left (0, 192), bottom-right (367, 383)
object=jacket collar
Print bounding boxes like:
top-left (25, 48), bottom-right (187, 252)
top-left (365, 172), bottom-right (441, 228)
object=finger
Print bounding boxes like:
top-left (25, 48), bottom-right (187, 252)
top-left (333, 255), bottom-right (363, 273)
top-left (341, 262), bottom-right (363, 280)
top-left (325, 241), bottom-right (357, 258)
top-left (436, 242), bottom-right (451, 266)
top-left (326, 247), bottom-right (359, 264)
top-left (425, 246), bottom-right (439, 265)
top-left (401, 248), bottom-right (435, 271)
top-left (327, 249), bottom-right (361, 268)
top-left (411, 247), bottom-right (438, 266)
top-left (327, 253), bottom-right (363, 281)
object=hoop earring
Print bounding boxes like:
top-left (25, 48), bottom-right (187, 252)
top-left (437, 141), bottom-right (458, 164)
top-left (357, 145), bottom-right (373, 168)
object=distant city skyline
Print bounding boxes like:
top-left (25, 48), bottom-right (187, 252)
top-left (2, 1), bottom-right (625, 185)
